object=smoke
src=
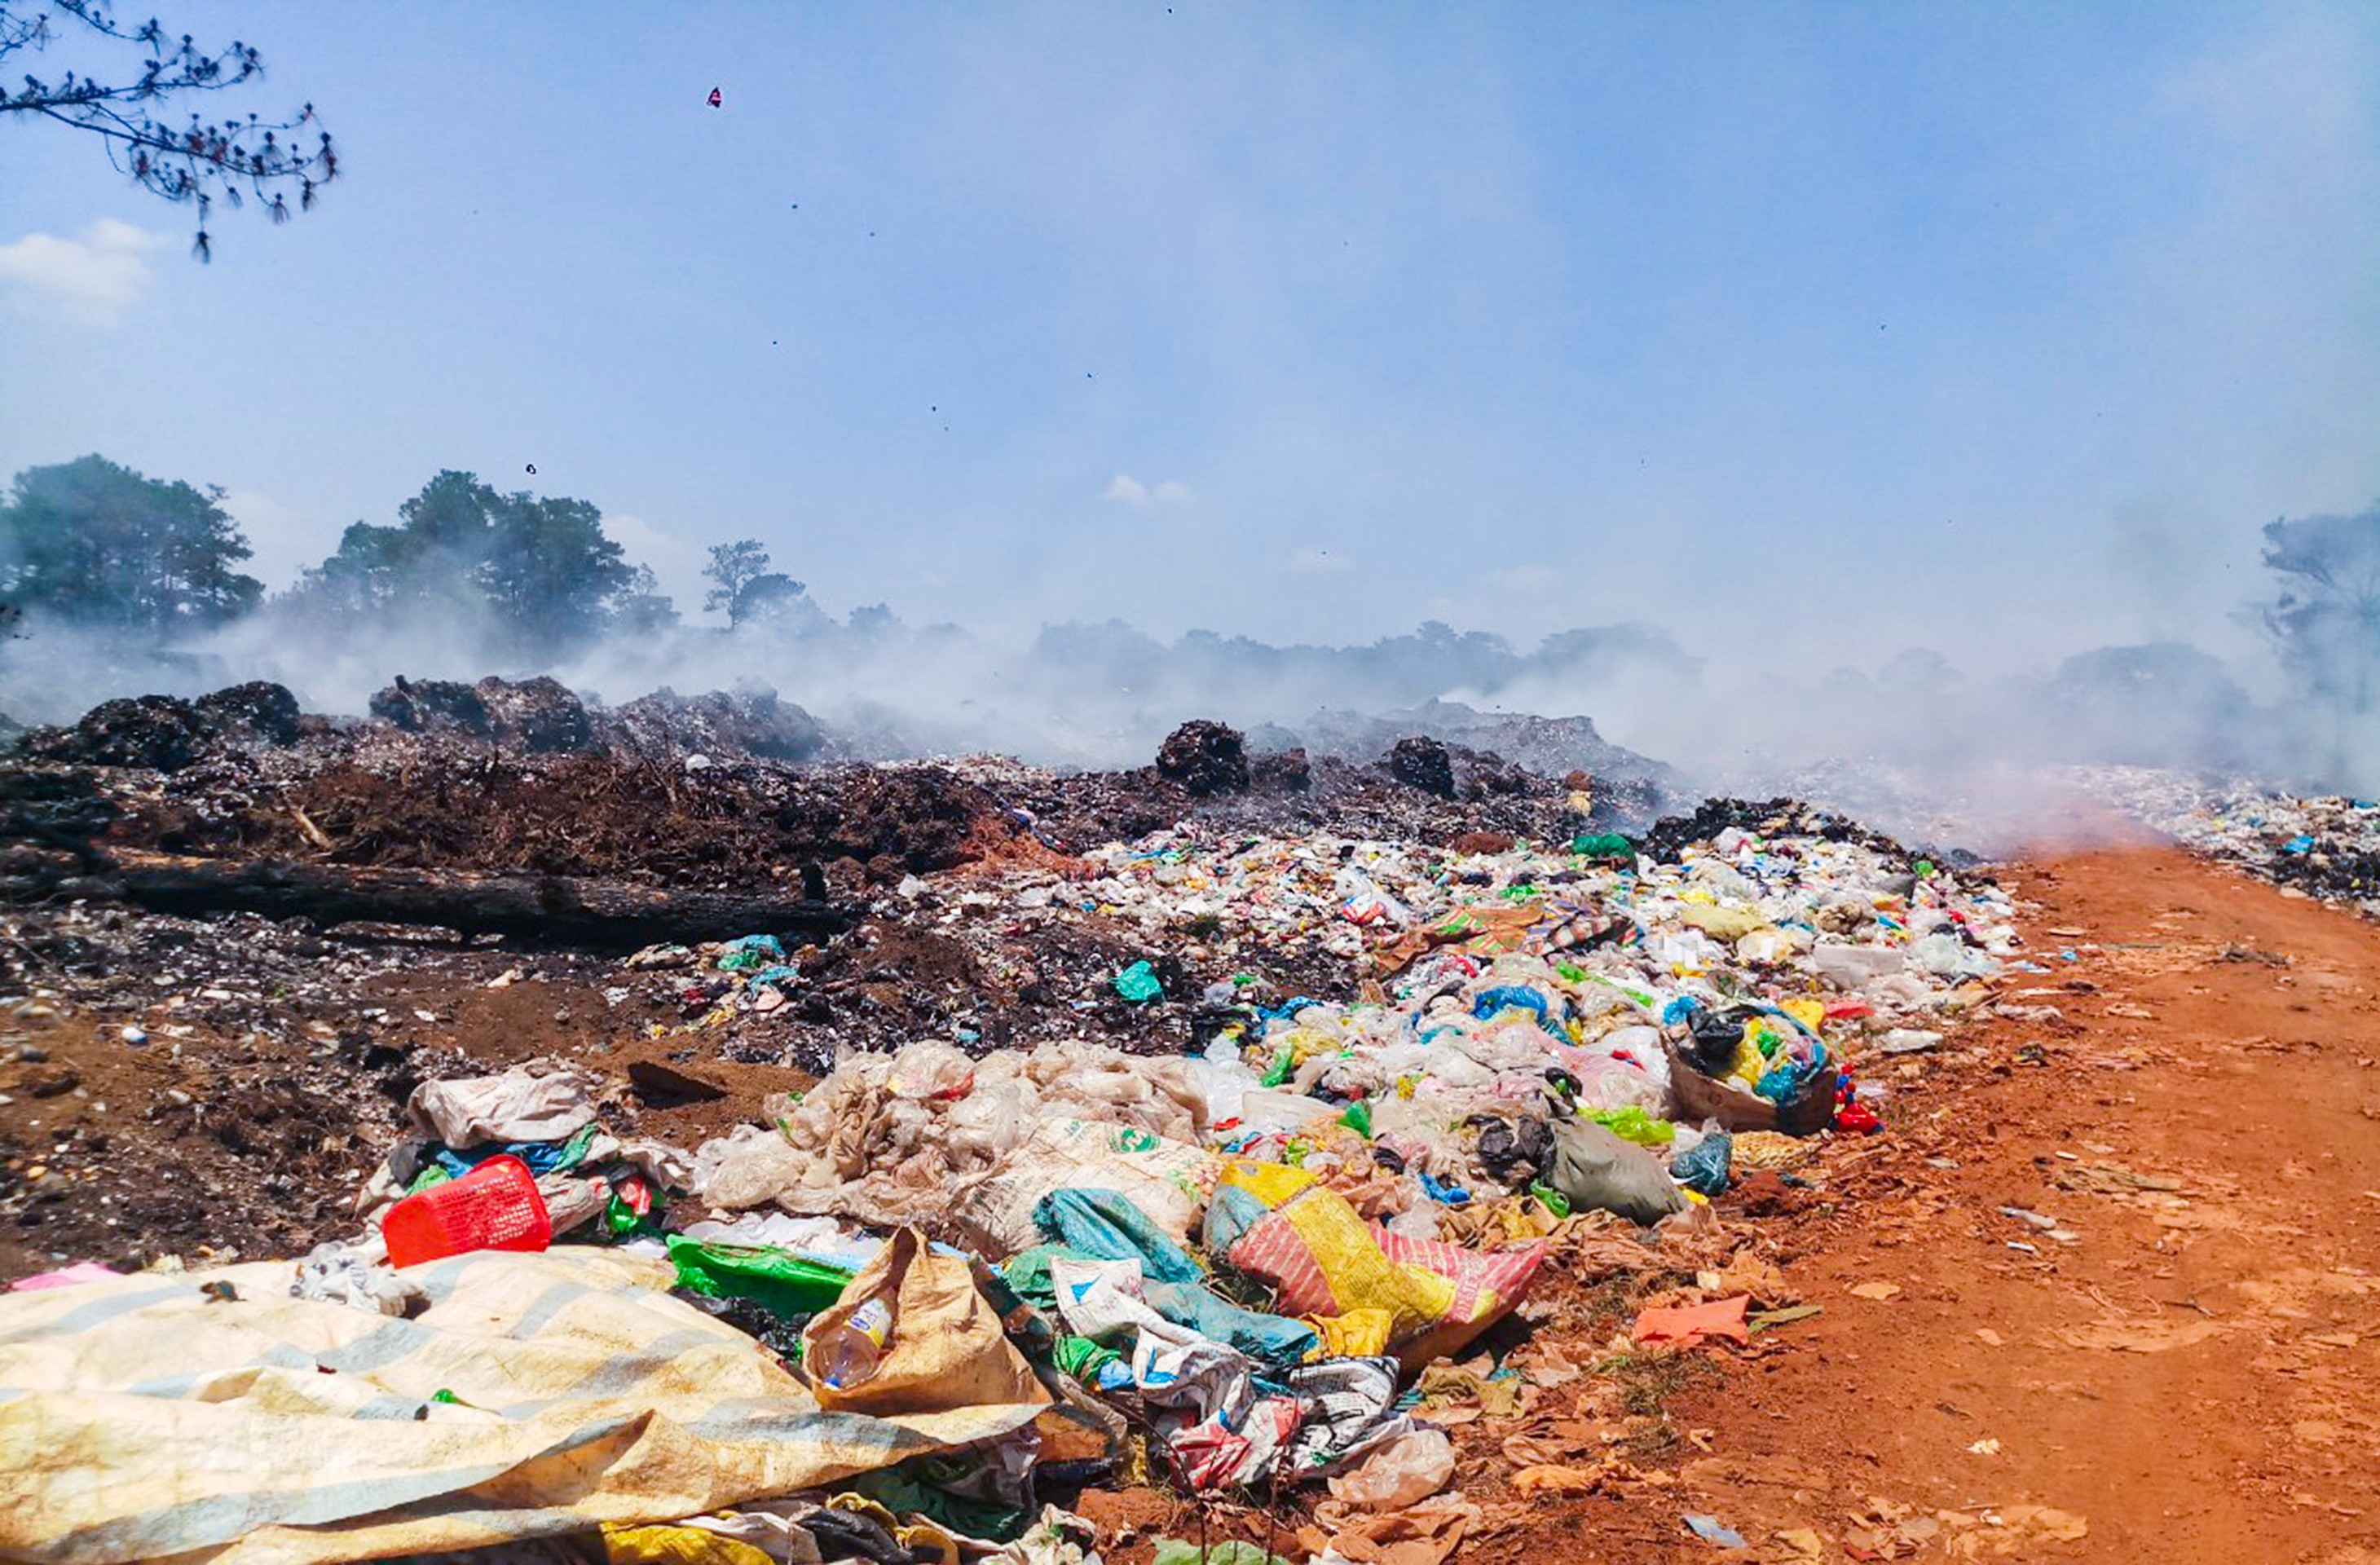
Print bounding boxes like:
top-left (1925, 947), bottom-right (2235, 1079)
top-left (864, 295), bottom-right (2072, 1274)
top-left (4, 5), bottom-right (2372, 835)
top-left (6, 572), bottom-right (2363, 832)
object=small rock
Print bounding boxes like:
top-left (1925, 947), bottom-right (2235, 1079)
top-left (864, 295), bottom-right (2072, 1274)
top-left (28, 1069), bottom-right (80, 1100)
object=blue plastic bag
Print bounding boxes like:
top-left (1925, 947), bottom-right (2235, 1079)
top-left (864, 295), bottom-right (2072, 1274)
top-left (1669, 1131), bottom-right (1732, 1197)
top-left (1034, 1188), bottom-right (1319, 1366)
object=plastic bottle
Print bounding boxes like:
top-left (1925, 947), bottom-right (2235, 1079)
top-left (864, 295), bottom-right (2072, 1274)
top-left (809, 1293), bottom-right (893, 1391)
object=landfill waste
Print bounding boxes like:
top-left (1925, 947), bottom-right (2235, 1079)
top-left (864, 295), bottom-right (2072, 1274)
top-left (2082, 767), bottom-right (2380, 916)
top-left (0, 690), bottom-right (2034, 1561)
top-left (1156, 719), bottom-right (1254, 796)
top-left (1633, 1294), bottom-right (1754, 1347)
top-left (1684, 1512), bottom-right (1752, 1548)
top-left (647, 792), bottom-right (2016, 1519)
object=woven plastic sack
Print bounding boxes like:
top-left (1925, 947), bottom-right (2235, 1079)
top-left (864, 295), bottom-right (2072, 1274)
top-left (1207, 1162), bottom-right (1544, 1370)
top-left (1544, 1119), bottom-right (1688, 1226)
top-left (800, 1228), bottom-right (1049, 1417)
top-left (954, 1118), bottom-right (1214, 1256)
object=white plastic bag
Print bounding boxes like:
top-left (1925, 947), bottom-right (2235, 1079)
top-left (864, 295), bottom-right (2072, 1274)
top-left (1326, 1426), bottom-right (1455, 1509)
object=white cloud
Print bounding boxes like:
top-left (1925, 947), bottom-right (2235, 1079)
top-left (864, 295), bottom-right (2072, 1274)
top-left (1101, 474), bottom-right (1193, 507)
top-left (0, 218), bottom-right (165, 328)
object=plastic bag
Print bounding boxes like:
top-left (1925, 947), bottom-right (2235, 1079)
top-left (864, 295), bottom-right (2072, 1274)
top-left (1809, 942), bottom-right (1905, 990)
top-left (956, 1118), bottom-right (1214, 1255)
top-left (689, 1122), bottom-right (817, 1212)
top-left (1113, 961), bottom-right (1165, 1003)
top-left (1326, 1426), bottom-right (1455, 1509)
top-left (603, 1523), bottom-right (776, 1565)
top-left (667, 1234), bottom-right (854, 1320)
top-left (1543, 1120), bottom-right (1686, 1226)
top-left (713, 933), bottom-right (787, 972)
top-left (1584, 1105), bottom-right (1675, 1146)
top-left (408, 1061), bottom-right (596, 1148)
top-left (1668, 1126), bottom-right (1732, 1197)
top-left (1152, 1540), bottom-right (1294, 1565)
top-left (884, 1039), bottom-right (977, 1100)
top-left (800, 1228), bottom-right (1048, 1417)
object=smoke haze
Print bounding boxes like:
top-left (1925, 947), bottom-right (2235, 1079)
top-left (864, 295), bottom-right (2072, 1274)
top-left (2, 2), bottom-right (2375, 805)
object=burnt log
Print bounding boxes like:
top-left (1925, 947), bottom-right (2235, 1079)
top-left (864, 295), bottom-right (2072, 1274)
top-left (35, 851), bottom-right (852, 950)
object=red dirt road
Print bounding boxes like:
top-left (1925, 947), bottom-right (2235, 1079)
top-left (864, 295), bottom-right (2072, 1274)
top-left (1652, 842), bottom-right (2380, 1562)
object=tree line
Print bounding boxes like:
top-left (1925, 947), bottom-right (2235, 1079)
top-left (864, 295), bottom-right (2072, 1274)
top-left (0, 454), bottom-right (809, 657)
top-left (0, 452), bottom-right (2375, 760)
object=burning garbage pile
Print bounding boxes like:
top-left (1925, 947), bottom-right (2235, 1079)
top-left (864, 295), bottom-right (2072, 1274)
top-left (2082, 766), bottom-right (2380, 916)
top-left (0, 691), bottom-right (2022, 1563)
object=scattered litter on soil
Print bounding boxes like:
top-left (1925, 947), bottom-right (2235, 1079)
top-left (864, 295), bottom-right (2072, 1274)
top-left (3, 684), bottom-right (2373, 1561)
top-left (2083, 766), bottom-right (2380, 915)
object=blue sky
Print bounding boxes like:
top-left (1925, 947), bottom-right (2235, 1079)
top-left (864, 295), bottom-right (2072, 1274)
top-left (2, 1), bottom-right (2375, 678)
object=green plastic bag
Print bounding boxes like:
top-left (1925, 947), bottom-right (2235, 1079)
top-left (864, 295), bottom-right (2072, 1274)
top-left (666, 1235), bottom-right (853, 1320)
top-left (851, 1464), bottom-right (1029, 1544)
top-left (1585, 1104), bottom-right (1676, 1147)
top-left (1153, 1541), bottom-right (1296, 1565)
top-left (1338, 1098), bottom-right (1374, 1139)
top-left (715, 933), bottom-right (787, 972)
top-left (1113, 960), bottom-right (1164, 1004)
top-left (1571, 831), bottom-right (1636, 861)
top-left (1054, 1334), bottom-right (1122, 1382)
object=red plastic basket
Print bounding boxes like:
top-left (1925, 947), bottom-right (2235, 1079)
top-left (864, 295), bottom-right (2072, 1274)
top-left (382, 1154), bottom-right (553, 1268)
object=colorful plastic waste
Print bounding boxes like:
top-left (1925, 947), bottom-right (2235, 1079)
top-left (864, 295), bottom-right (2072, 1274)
top-left (668, 1234), bottom-right (856, 1320)
top-left (1113, 960), bottom-right (1165, 1003)
top-left (381, 1154), bottom-right (553, 1267)
top-left (1634, 1294), bottom-right (1752, 1347)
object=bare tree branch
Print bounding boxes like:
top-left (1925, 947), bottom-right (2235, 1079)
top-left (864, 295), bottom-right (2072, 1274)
top-left (2, 0), bottom-right (335, 259)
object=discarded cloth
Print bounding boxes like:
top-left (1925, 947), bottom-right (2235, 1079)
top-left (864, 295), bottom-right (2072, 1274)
top-left (1026, 1189), bottom-right (1318, 1365)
